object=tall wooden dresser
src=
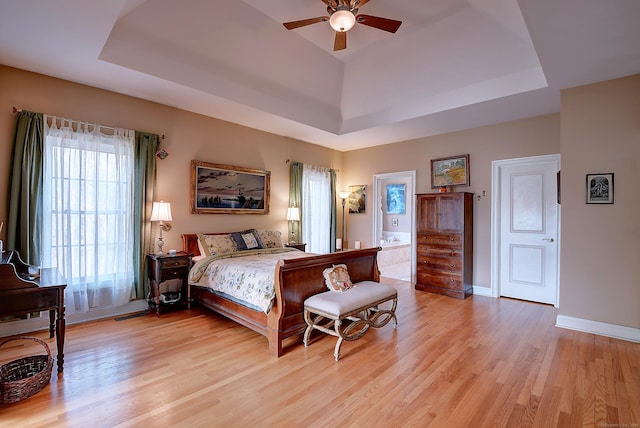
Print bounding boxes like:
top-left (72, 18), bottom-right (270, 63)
top-left (416, 192), bottom-right (474, 299)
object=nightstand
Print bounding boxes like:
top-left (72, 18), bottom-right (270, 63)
top-left (147, 252), bottom-right (192, 315)
top-left (285, 242), bottom-right (307, 252)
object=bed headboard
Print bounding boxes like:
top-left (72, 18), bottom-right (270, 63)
top-left (182, 233), bottom-right (200, 256)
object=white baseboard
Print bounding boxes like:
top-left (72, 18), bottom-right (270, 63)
top-left (472, 285), bottom-right (492, 297)
top-left (0, 299), bottom-right (148, 338)
top-left (556, 315), bottom-right (640, 343)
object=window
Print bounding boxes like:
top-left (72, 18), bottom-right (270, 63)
top-left (302, 165), bottom-right (332, 254)
top-left (43, 117), bottom-right (135, 313)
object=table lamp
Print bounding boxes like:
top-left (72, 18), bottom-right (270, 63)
top-left (150, 201), bottom-right (172, 255)
top-left (286, 207), bottom-right (300, 243)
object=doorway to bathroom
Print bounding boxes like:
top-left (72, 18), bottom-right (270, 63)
top-left (372, 171), bottom-right (416, 283)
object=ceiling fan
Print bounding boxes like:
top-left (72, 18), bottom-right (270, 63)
top-left (283, 0), bottom-right (402, 51)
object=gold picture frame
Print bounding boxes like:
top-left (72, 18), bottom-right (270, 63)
top-left (190, 160), bottom-right (270, 214)
top-left (431, 154), bottom-right (470, 188)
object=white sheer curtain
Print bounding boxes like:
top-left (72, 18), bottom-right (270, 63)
top-left (302, 164), bottom-right (332, 254)
top-left (42, 116), bottom-right (135, 314)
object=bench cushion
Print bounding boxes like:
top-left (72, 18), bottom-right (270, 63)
top-left (305, 281), bottom-right (397, 318)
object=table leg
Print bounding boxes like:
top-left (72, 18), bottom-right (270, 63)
top-left (56, 304), bottom-right (65, 372)
top-left (48, 309), bottom-right (55, 338)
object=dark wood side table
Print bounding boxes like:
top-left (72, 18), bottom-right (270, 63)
top-left (147, 252), bottom-right (192, 315)
top-left (285, 242), bottom-right (307, 252)
top-left (0, 251), bottom-right (67, 372)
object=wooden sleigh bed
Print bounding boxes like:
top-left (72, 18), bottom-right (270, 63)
top-left (182, 233), bottom-right (380, 357)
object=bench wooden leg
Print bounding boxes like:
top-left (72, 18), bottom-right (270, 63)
top-left (304, 310), bottom-right (336, 347)
top-left (304, 295), bottom-right (398, 361)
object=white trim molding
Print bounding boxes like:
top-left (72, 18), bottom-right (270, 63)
top-left (556, 315), bottom-right (640, 343)
top-left (373, 170), bottom-right (417, 284)
top-left (472, 286), bottom-right (493, 297)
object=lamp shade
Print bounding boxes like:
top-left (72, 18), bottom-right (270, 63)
top-left (338, 191), bottom-right (351, 200)
top-left (150, 201), bottom-right (172, 222)
top-left (329, 9), bottom-right (356, 32)
top-left (286, 207), bottom-right (300, 221)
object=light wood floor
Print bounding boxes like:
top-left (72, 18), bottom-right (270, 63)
top-left (1, 278), bottom-right (638, 427)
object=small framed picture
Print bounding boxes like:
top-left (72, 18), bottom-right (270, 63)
top-left (586, 173), bottom-right (614, 204)
top-left (386, 183), bottom-right (406, 214)
top-left (348, 185), bottom-right (366, 214)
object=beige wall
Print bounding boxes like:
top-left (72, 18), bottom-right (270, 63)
top-left (559, 74), bottom-right (640, 329)
top-left (343, 114), bottom-right (561, 289)
top-left (2, 64), bottom-right (637, 330)
top-left (0, 65), bottom-right (342, 252)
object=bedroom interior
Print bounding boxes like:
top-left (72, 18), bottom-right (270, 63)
top-left (0, 0), bottom-right (639, 425)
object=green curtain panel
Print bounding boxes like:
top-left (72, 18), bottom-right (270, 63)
top-left (289, 162), bottom-right (303, 243)
top-left (133, 131), bottom-right (159, 301)
top-left (7, 110), bottom-right (44, 265)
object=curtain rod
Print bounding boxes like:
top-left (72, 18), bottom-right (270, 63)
top-left (12, 106), bottom-right (165, 139)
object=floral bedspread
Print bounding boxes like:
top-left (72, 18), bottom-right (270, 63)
top-left (188, 248), bottom-right (310, 313)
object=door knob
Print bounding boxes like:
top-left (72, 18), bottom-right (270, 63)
top-left (542, 238), bottom-right (555, 242)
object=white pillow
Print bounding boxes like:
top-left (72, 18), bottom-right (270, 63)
top-left (196, 233), bottom-right (237, 256)
top-left (256, 229), bottom-right (285, 248)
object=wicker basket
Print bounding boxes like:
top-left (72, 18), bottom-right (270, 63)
top-left (0, 336), bottom-right (53, 404)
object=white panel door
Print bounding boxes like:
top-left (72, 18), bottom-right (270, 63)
top-left (499, 157), bottom-right (559, 304)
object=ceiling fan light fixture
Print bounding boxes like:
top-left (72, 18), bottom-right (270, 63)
top-left (329, 9), bottom-right (356, 32)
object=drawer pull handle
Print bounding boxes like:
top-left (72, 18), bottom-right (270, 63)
top-left (450, 264), bottom-right (455, 267)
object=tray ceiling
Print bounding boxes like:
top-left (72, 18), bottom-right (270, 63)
top-left (0, 0), bottom-right (638, 151)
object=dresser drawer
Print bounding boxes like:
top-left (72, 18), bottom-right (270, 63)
top-left (417, 245), bottom-right (462, 258)
top-left (159, 257), bottom-right (190, 269)
top-left (417, 256), bottom-right (463, 273)
top-left (416, 271), bottom-right (463, 291)
top-left (159, 267), bottom-right (188, 282)
top-left (417, 233), bottom-right (462, 248)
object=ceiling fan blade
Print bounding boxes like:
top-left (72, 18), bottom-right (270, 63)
top-left (323, 0), bottom-right (339, 9)
top-left (356, 14), bottom-right (402, 33)
top-left (334, 31), bottom-right (347, 51)
top-left (352, 0), bottom-right (370, 7)
top-left (283, 17), bottom-right (328, 30)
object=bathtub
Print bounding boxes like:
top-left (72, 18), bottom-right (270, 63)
top-left (377, 233), bottom-right (411, 268)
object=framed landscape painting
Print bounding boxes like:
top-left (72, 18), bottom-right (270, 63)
top-left (431, 154), bottom-right (470, 188)
top-left (191, 160), bottom-right (270, 214)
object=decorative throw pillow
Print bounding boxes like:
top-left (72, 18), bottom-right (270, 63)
top-left (197, 233), bottom-right (238, 257)
top-left (323, 264), bottom-right (353, 292)
top-left (256, 229), bottom-right (284, 248)
top-left (231, 229), bottom-right (264, 251)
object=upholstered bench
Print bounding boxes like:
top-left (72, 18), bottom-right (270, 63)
top-left (303, 281), bottom-right (398, 361)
